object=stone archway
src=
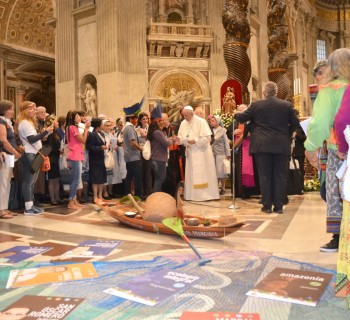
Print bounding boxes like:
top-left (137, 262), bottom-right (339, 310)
top-left (13, 60), bottom-right (55, 114)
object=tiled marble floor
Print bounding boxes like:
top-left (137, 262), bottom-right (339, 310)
top-left (0, 192), bottom-right (337, 270)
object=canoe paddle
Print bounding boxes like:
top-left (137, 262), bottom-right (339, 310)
top-left (162, 217), bottom-right (211, 266)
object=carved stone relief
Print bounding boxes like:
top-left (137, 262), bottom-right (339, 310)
top-left (155, 73), bottom-right (201, 100)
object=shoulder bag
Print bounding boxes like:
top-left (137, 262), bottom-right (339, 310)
top-left (21, 134), bottom-right (52, 173)
top-left (142, 140), bottom-right (151, 160)
top-left (97, 132), bottom-right (115, 169)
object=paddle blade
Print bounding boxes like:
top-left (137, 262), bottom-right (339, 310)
top-left (162, 217), bottom-right (184, 237)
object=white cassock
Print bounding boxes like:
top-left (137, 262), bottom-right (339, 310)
top-left (178, 115), bottom-right (219, 201)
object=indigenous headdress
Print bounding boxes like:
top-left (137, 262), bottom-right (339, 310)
top-left (151, 100), bottom-right (162, 120)
top-left (123, 96), bottom-right (144, 116)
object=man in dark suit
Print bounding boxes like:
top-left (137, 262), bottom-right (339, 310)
top-left (234, 82), bottom-right (299, 213)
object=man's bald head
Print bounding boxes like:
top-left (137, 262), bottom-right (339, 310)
top-left (162, 113), bottom-right (170, 128)
top-left (194, 107), bottom-right (205, 118)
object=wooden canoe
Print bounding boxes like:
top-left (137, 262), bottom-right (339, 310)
top-left (99, 202), bottom-right (245, 239)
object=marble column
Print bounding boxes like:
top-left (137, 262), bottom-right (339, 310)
top-left (0, 59), bottom-right (3, 100)
top-left (343, 31), bottom-right (350, 48)
top-left (158, 0), bottom-right (166, 22)
top-left (16, 85), bottom-right (26, 114)
top-left (187, 0), bottom-right (194, 24)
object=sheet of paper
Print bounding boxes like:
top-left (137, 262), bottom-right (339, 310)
top-left (300, 118), bottom-right (311, 136)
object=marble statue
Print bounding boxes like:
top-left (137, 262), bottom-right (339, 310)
top-left (167, 87), bottom-right (195, 122)
top-left (81, 83), bottom-right (97, 117)
top-left (168, 87), bottom-right (194, 108)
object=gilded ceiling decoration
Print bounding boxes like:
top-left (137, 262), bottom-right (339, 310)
top-left (6, 0), bottom-right (55, 54)
top-left (0, 1), bottom-right (15, 41)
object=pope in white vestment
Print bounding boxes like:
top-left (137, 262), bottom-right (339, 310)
top-left (177, 106), bottom-right (219, 201)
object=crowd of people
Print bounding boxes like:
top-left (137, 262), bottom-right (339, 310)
top-left (0, 100), bottom-right (225, 216)
top-left (0, 82), bottom-right (334, 218)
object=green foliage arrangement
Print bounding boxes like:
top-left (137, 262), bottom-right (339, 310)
top-left (212, 109), bottom-right (234, 129)
top-left (304, 178), bottom-right (320, 191)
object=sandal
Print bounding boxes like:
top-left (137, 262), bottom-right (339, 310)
top-left (0, 213), bottom-right (14, 219)
top-left (5, 210), bottom-right (18, 216)
top-left (94, 198), bottom-right (104, 205)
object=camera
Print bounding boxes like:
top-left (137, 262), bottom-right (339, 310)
top-left (45, 114), bottom-right (56, 127)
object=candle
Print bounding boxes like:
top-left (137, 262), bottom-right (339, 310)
top-left (294, 80), bottom-right (296, 95)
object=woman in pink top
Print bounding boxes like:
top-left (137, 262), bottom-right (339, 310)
top-left (65, 111), bottom-right (90, 209)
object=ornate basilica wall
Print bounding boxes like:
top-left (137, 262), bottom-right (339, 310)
top-left (0, 0), bottom-right (349, 119)
top-left (0, 0), bottom-right (55, 115)
top-left (54, 0), bottom-right (323, 119)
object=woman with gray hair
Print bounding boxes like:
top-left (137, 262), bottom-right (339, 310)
top-left (305, 48), bottom-right (350, 252)
top-left (209, 115), bottom-right (231, 195)
top-left (0, 100), bottom-right (21, 218)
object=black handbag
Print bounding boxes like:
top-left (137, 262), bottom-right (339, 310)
top-left (287, 157), bottom-right (303, 195)
top-left (8, 179), bottom-right (24, 210)
top-left (60, 168), bottom-right (73, 184)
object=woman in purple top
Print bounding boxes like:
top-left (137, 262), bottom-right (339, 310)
top-left (334, 84), bottom-right (350, 308)
top-left (335, 84), bottom-right (350, 158)
top-left (147, 108), bottom-right (174, 193)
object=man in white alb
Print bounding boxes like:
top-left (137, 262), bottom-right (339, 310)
top-left (177, 106), bottom-right (219, 201)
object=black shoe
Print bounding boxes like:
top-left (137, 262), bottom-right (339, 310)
top-left (34, 200), bottom-right (43, 207)
top-left (320, 238), bottom-right (339, 252)
top-left (102, 195), bottom-right (112, 200)
top-left (261, 206), bottom-right (272, 213)
top-left (273, 207), bottom-right (283, 214)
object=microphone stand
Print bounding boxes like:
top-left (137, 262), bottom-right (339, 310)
top-left (228, 118), bottom-right (239, 210)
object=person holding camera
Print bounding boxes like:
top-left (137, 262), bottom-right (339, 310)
top-left (15, 101), bottom-right (54, 215)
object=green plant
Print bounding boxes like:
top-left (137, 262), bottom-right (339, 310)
top-left (304, 178), bottom-right (320, 191)
top-left (119, 195), bottom-right (141, 204)
top-left (213, 109), bottom-right (234, 129)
